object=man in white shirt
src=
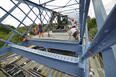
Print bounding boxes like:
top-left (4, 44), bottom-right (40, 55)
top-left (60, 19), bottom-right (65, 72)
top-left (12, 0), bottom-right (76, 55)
top-left (68, 26), bottom-right (80, 41)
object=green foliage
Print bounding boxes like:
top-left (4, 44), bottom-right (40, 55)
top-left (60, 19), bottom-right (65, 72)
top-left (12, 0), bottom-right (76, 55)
top-left (0, 24), bottom-right (38, 48)
top-left (0, 25), bottom-right (15, 48)
top-left (87, 16), bottom-right (98, 39)
top-left (0, 24), bottom-right (15, 33)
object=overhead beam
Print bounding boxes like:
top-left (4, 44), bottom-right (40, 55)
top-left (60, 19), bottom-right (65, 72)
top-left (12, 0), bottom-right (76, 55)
top-left (52, 3), bottom-right (79, 10)
top-left (59, 8), bottom-right (79, 13)
top-left (40, 0), bottom-right (55, 5)
top-left (10, 44), bottom-right (84, 77)
top-left (16, 0), bottom-right (57, 13)
top-left (27, 39), bottom-right (82, 54)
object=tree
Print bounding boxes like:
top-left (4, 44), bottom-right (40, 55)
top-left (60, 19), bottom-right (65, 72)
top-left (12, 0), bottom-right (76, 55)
top-left (87, 16), bottom-right (98, 39)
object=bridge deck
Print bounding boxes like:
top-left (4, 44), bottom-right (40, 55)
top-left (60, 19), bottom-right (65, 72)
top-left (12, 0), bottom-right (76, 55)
top-left (32, 32), bottom-right (76, 42)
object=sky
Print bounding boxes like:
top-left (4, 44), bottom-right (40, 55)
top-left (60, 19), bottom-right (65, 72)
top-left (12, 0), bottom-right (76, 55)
top-left (0, 0), bottom-right (116, 27)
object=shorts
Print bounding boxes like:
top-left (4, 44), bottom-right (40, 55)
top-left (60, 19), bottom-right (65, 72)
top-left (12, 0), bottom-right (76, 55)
top-left (39, 29), bottom-right (43, 33)
top-left (73, 31), bottom-right (79, 38)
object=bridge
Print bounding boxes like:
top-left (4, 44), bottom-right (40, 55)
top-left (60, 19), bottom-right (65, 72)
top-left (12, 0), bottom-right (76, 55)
top-left (0, 0), bottom-right (116, 77)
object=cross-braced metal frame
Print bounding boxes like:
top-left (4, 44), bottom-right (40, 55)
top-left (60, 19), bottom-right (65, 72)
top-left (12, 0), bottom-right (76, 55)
top-left (0, 0), bottom-right (116, 77)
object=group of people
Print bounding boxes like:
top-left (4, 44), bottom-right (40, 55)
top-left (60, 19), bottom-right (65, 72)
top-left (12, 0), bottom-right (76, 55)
top-left (22, 23), bottom-right (80, 42)
top-left (22, 24), bottom-right (44, 42)
top-left (34, 23), bottom-right (44, 38)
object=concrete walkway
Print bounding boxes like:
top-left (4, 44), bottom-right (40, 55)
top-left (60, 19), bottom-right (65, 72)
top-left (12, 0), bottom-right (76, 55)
top-left (32, 32), bottom-right (77, 42)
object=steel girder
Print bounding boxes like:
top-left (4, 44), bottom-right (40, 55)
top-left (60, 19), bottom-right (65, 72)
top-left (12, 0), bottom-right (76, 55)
top-left (81, 5), bottom-right (116, 60)
top-left (10, 45), bottom-right (84, 77)
top-left (79, 0), bottom-right (90, 44)
top-left (0, 48), bottom-right (11, 56)
top-left (27, 39), bottom-right (82, 54)
top-left (16, 0), bottom-right (57, 13)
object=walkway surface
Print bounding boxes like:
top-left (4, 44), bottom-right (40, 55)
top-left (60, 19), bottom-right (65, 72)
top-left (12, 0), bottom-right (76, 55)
top-left (32, 32), bottom-right (76, 42)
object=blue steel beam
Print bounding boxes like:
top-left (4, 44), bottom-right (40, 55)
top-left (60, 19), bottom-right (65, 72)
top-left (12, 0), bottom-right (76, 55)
top-left (27, 39), bottom-right (82, 54)
top-left (80, 0), bottom-right (90, 44)
top-left (0, 23), bottom-right (23, 36)
top-left (92, 0), bottom-right (107, 30)
top-left (38, 8), bottom-right (49, 23)
top-left (40, 0), bottom-right (55, 5)
top-left (16, 0), bottom-right (57, 13)
top-left (27, 13), bottom-right (43, 35)
top-left (22, 0), bottom-right (41, 20)
top-left (9, 44), bottom-right (79, 63)
top-left (45, 10), bottom-right (51, 19)
top-left (59, 8), bottom-right (79, 13)
top-left (0, 6), bottom-right (28, 29)
top-left (81, 5), bottom-right (116, 60)
top-left (3, 6), bottom-right (35, 48)
top-left (42, 11), bottom-right (48, 22)
top-left (52, 3), bottom-right (79, 10)
top-left (0, 2), bottom-right (21, 22)
top-left (11, 0), bottom-right (37, 24)
top-left (102, 47), bottom-right (116, 77)
top-left (0, 48), bottom-right (11, 56)
top-left (90, 1), bottom-right (116, 76)
top-left (10, 45), bottom-right (84, 77)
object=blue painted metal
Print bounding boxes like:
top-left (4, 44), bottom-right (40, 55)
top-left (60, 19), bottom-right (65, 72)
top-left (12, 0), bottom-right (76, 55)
top-left (92, 0), bottom-right (107, 30)
top-left (52, 3), bottom-right (79, 10)
top-left (81, 4), bottom-right (116, 60)
top-left (11, 0), bottom-right (36, 24)
top-left (3, 6), bottom-right (35, 48)
top-left (0, 2), bottom-right (21, 22)
top-left (0, 48), bottom-right (11, 56)
top-left (80, 0), bottom-right (90, 44)
top-left (16, 0), bottom-right (57, 13)
top-left (0, 6), bottom-right (28, 29)
top-left (9, 44), bottom-right (79, 63)
top-left (0, 23), bottom-right (23, 36)
top-left (45, 10), bottom-right (51, 19)
top-left (0, 0), bottom-right (116, 77)
top-left (38, 8), bottom-right (48, 23)
top-left (22, 0), bottom-right (41, 20)
top-left (10, 46), bottom-right (84, 77)
top-left (0, 39), bottom-right (14, 44)
top-left (102, 48), bottom-right (116, 77)
top-left (27, 39), bottom-right (82, 54)
top-left (27, 13), bottom-right (40, 33)
top-left (39, 0), bottom-right (55, 5)
top-left (59, 8), bottom-right (79, 13)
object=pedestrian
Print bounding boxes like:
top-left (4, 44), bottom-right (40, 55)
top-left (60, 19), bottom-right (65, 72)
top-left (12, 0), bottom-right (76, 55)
top-left (68, 26), bottom-right (80, 41)
top-left (34, 28), bottom-right (38, 35)
top-left (38, 23), bottom-right (44, 37)
top-left (22, 33), bottom-right (28, 42)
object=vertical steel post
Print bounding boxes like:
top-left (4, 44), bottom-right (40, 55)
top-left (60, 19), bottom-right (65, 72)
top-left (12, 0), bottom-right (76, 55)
top-left (92, 0), bottom-right (116, 76)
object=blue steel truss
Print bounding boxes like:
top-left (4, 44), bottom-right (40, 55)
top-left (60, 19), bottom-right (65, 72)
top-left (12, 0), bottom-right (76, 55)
top-left (0, 0), bottom-right (116, 77)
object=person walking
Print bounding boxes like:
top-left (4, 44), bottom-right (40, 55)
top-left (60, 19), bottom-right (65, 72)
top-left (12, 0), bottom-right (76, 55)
top-left (38, 24), bottom-right (44, 38)
top-left (68, 26), bottom-right (80, 41)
